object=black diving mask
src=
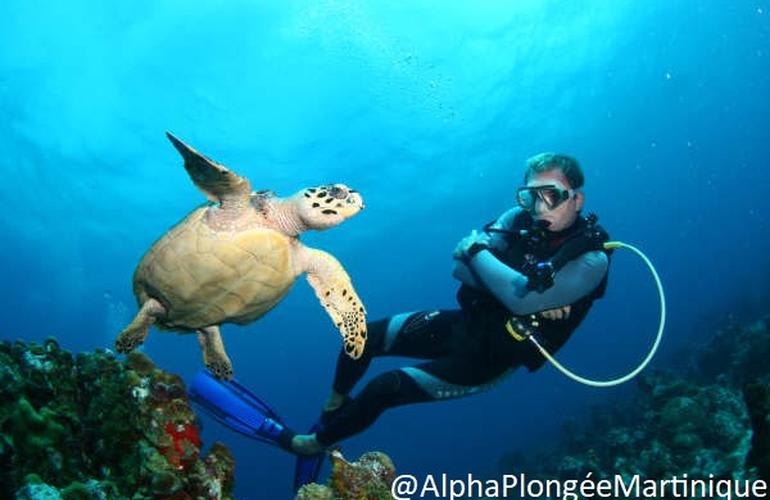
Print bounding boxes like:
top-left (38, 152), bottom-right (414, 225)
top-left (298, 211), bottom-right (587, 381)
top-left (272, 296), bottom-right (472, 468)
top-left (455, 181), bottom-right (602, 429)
top-left (516, 185), bottom-right (574, 212)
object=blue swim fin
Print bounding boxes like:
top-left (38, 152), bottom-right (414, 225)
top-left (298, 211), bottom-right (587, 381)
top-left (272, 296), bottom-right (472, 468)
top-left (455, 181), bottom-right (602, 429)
top-left (188, 370), bottom-right (290, 449)
top-left (293, 422), bottom-right (325, 491)
top-left (293, 395), bottom-right (354, 490)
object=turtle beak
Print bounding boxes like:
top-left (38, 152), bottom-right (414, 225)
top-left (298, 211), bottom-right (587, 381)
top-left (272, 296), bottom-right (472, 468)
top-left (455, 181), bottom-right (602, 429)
top-left (348, 192), bottom-right (364, 211)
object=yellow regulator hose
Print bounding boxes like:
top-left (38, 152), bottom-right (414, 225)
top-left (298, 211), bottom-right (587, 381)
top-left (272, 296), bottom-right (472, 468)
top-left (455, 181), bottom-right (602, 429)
top-left (529, 241), bottom-right (666, 387)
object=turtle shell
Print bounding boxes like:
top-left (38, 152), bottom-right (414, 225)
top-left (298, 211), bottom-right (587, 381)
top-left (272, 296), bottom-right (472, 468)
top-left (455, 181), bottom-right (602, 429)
top-left (133, 207), bottom-right (296, 330)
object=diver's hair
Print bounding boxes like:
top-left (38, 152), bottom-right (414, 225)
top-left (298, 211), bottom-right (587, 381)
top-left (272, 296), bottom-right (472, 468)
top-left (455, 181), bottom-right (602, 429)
top-left (524, 153), bottom-right (584, 189)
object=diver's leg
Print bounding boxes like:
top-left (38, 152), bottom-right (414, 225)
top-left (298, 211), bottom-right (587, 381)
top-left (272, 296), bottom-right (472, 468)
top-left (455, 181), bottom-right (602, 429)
top-left (115, 298), bottom-right (166, 353)
top-left (304, 355), bottom-right (513, 451)
top-left (325, 310), bottom-right (461, 410)
top-left (294, 368), bottom-right (433, 454)
top-left (197, 325), bottom-right (233, 380)
top-left (325, 317), bottom-right (386, 408)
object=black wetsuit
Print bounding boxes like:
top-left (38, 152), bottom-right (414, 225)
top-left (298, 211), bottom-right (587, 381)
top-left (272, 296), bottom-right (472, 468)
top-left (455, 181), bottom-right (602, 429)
top-left (316, 211), bottom-right (610, 446)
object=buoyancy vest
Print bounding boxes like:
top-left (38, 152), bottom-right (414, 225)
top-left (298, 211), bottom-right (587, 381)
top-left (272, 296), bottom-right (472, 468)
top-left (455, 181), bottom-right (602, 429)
top-left (456, 211), bottom-right (611, 371)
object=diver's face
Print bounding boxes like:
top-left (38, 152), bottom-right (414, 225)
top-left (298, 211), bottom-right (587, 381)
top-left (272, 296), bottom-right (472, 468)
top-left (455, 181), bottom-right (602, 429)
top-left (526, 169), bottom-right (584, 231)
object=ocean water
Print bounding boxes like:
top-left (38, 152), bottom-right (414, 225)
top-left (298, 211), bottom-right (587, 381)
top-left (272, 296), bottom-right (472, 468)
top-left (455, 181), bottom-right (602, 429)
top-left (1, 1), bottom-right (768, 498)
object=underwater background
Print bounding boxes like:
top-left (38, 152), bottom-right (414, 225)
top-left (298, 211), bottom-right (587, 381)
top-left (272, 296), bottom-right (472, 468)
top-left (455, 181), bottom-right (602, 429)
top-left (1, 0), bottom-right (769, 498)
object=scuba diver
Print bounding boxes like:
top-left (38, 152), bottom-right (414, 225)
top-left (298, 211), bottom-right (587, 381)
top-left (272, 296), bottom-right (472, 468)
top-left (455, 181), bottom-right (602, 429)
top-left (190, 153), bottom-right (640, 490)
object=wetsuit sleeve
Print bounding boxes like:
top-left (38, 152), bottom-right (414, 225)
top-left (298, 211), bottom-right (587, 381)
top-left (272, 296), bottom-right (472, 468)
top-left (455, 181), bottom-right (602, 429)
top-left (452, 260), bottom-right (480, 287)
top-left (485, 207), bottom-right (521, 252)
top-left (467, 250), bottom-right (608, 315)
top-left (451, 207), bottom-right (521, 287)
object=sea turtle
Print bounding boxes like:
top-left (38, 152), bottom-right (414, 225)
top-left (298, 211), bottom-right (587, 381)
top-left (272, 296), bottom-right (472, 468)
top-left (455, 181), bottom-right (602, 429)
top-left (115, 132), bottom-right (367, 379)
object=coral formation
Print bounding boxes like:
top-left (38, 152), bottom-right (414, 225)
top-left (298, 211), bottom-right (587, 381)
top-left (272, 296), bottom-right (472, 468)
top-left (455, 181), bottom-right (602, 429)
top-left (500, 315), bottom-right (770, 482)
top-left (0, 338), bottom-right (235, 499)
top-left (695, 316), bottom-right (770, 386)
top-left (295, 450), bottom-right (396, 500)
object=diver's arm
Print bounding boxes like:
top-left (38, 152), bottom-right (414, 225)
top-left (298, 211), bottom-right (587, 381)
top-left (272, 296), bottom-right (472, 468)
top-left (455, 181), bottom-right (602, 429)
top-left (484, 207), bottom-right (521, 251)
top-left (452, 207), bottom-right (522, 287)
top-left (452, 260), bottom-right (480, 287)
top-left (467, 250), bottom-right (608, 315)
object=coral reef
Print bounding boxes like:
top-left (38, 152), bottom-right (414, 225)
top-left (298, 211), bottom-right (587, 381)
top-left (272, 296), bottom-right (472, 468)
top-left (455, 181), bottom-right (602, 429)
top-left (0, 338), bottom-right (234, 499)
top-left (500, 315), bottom-right (770, 482)
top-left (695, 316), bottom-right (770, 387)
top-left (295, 450), bottom-right (396, 500)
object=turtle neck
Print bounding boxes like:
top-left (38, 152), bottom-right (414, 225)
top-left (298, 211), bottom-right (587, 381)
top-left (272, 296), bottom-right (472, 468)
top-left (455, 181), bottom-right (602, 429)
top-left (263, 197), bottom-right (307, 237)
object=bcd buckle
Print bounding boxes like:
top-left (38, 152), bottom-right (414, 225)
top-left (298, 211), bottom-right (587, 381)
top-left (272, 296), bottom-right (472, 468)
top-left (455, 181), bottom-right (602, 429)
top-left (505, 315), bottom-right (539, 342)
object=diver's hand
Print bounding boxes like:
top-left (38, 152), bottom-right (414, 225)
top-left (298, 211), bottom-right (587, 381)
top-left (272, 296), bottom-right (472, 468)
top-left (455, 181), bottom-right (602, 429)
top-left (540, 305), bottom-right (572, 320)
top-left (453, 230), bottom-right (491, 260)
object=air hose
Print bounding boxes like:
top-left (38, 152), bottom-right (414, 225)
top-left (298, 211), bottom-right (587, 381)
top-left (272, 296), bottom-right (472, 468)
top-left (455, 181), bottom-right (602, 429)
top-left (529, 241), bottom-right (665, 387)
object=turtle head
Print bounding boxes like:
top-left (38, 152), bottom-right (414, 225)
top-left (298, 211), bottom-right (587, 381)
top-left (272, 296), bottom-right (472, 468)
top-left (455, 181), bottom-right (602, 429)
top-left (294, 183), bottom-right (364, 230)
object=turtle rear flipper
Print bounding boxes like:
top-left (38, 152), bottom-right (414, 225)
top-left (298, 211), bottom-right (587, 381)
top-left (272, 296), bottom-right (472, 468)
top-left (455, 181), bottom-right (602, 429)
top-left (197, 326), bottom-right (234, 380)
top-left (115, 298), bottom-right (166, 353)
top-left (166, 132), bottom-right (252, 212)
top-left (302, 248), bottom-right (367, 359)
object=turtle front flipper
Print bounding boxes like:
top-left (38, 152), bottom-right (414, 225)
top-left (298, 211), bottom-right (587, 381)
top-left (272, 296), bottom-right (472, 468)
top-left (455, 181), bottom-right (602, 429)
top-left (302, 247), bottom-right (367, 359)
top-left (166, 132), bottom-right (252, 212)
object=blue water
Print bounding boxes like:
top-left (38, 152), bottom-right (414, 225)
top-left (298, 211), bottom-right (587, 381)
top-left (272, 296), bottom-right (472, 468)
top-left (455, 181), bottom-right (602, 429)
top-left (2, 1), bottom-right (769, 498)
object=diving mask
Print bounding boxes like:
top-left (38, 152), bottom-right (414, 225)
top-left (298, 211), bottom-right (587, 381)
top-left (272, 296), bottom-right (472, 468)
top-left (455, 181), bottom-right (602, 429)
top-left (516, 184), bottom-right (574, 212)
